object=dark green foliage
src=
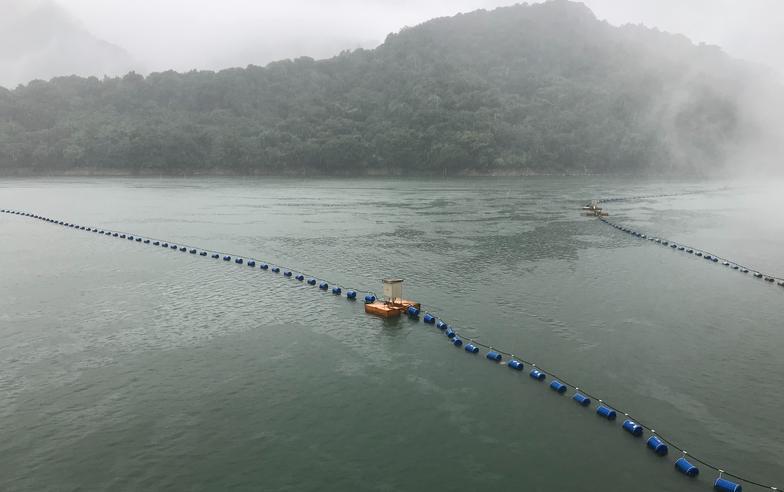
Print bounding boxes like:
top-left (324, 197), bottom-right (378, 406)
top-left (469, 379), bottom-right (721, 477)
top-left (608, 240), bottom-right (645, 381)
top-left (0, 1), bottom-right (759, 175)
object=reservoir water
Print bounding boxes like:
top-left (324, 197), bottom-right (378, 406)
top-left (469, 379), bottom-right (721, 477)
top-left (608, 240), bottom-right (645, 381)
top-left (1, 177), bottom-right (782, 491)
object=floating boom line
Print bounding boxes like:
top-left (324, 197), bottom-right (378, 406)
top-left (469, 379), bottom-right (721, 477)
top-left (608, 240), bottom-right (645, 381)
top-left (2, 207), bottom-right (779, 491)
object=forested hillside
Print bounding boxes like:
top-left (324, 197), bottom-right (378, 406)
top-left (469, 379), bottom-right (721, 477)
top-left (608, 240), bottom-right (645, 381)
top-left (0, 0), bottom-right (775, 175)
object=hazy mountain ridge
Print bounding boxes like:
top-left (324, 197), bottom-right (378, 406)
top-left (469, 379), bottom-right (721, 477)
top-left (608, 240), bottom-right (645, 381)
top-left (0, 0), bottom-right (137, 89)
top-left (0, 0), bottom-right (780, 176)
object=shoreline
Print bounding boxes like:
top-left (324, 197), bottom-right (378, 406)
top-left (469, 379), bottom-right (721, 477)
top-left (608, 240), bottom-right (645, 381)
top-left (0, 167), bottom-right (717, 179)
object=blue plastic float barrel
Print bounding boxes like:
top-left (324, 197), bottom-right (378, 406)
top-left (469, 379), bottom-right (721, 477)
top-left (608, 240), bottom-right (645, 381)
top-left (486, 351), bottom-right (502, 361)
top-left (445, 328), bottom-right (456, 338)
top-left (423, 313), bottom-right (435, 324)
top-left (364, 294), bottom-right (376, 303)
top-left (436, 320), bottom-right (448, 331)
top-left (235, 258), bottom-right (243, 264)
top-left (572, 393), bottom-right (591, 406)
top-left (308, 278), bottom-right (317, 285)
top-left (212, 253), bottom-right (219, 259)
top-left (407, 306), bottom-right (419, 317)
top-left (247, 260), bottom-right (256, 267)
top-left (144, 240), bottom-right (150, 244)
top-left (272, 267), bottom-right (280, 273)
top-left (171, 245), bottom-right (177, 249)
top-left (296, 274), bottom-right (304, 281)
top-left (530, 369), bottom-right (545, 381)
top-left (199, 251), bottom-right (207, 256)
top-left (596, 406), bottom-right (616, 420)
top-left (452, 338), bottom-right (463, 347)
top-left (646, 436), bottom-right (668, 456)
top-left (284, 271), bottom-right (292, 277)
top-left (135, 237), bottom-right (141, 241)
top-left (332, 287), bottom-right (342, 295)
top-left (714, 478), bottom-right (742, 492)
top-left (223, 256), bottom-right (231, 261)
top-left (550, 380), bottom-right (567, 393)
top-left (507, 359), bottom-right (524, 370)
top-left (464, 344), bottom-right (479, 353)
top-left (346, 290), bottom-right (357, 299)
top-left (261, 264), bottom-right (269, 270)
top-left (622, 420), bottom-right (643, 437)
top-left (674, 458), bottom-right (699, 477)
top-left (128, 235), bottom-right (134, 240)
top-left (189, 248), bottom-right (196, 253)
top-left (319, 282), bottom-right (328, 290)
top-left (153, 241), bottom-right (160, 245)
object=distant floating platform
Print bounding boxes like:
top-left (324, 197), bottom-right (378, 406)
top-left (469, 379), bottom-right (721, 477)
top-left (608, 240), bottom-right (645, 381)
top-left (581, 200), bottom-right (607, 216)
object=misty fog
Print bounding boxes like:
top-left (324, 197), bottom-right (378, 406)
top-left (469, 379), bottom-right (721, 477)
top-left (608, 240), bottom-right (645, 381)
top-left (3, 0), bottom-right (784, 88)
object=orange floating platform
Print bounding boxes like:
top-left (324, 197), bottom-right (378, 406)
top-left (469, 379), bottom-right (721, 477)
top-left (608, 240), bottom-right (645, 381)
top-left (364, 300), bottom-right (421, 318)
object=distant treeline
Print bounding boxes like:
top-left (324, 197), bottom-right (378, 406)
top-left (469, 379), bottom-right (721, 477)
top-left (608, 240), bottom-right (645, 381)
top-left (0, 1), bottom-right (762, 175)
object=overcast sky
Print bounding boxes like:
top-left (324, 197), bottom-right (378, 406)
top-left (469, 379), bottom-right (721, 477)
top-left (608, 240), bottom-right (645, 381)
top-left (58, 0), bottom-right (784, 75)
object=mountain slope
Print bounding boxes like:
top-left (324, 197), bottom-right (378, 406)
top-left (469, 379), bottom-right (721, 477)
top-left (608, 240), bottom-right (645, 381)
top-left (0, 0), bottom-right (137, 89)
top-left (0, 0), bottom-right (780, 175)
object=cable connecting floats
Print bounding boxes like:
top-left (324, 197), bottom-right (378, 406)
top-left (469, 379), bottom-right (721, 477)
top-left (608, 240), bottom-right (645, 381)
top-left (0, 208), bottom-right (380, 301)
top-left (3, 207), bottom-right (780, 490)
top-left (592, 202), bottom-right (784, 288)
top-left (414, 306), bottom-right (779, 491)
